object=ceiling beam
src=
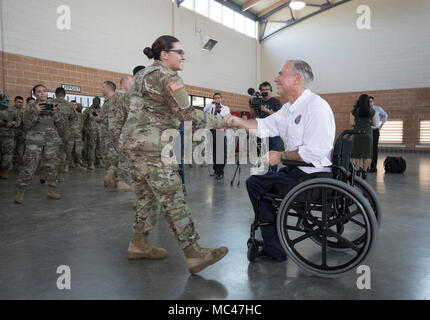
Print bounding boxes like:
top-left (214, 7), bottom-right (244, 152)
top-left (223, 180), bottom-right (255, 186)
top-left (213, 0), bottom-right (258, 20)
top-left (242, 0), bottom-right (261, 12)
top-left (257, 0), bottom-right (290, 19)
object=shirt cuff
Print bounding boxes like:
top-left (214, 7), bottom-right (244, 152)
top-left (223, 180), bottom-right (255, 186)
top-left (298, 146), bottom-right (332, 168)
top-left (256, 118), bottom-right (270, 138)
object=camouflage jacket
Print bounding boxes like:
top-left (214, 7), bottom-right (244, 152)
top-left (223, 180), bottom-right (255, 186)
top-left (122, 60), bottom-right (225, 153)
top-left (83, 105), bottom-right (102, 132)
top-left (100, 89), bottom-right (130, 139)
top-left (48, 97), bottom-right (77, 143)
top-left (22, 102), bottom-right (62, 143)
top-left (12, 106), bottom-right (25, 136)
top-left (73, 111), bottom-right (84, 134)
top-left (0, 105), bottom-right (22, 137)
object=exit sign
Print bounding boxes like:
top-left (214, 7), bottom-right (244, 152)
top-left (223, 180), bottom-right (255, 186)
top-left (62, 84), bottom-right (81, 92)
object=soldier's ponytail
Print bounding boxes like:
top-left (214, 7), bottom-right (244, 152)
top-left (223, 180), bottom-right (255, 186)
top-left (143, 35), bottom-right (179, 61)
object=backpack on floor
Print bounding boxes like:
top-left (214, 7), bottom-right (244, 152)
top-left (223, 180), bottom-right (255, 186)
top-left (384, 156), bottom-right (406, 174)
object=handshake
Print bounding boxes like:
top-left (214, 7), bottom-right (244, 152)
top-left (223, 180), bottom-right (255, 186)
top-left (223, 114), bottom-right (241, 128)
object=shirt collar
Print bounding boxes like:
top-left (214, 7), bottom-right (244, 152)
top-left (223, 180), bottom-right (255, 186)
top-left (286, 89), bottom-right (311, 113)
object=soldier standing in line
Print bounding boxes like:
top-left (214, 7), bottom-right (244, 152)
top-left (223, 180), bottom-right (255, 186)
top-left (70, 101), bottom-right (86, 170)
top-left (12, 96), bottom-right (25, 172)
top-left (121, 35), bottom-right (230, 274)
top-left (99, 78), bottom-right (133, 192)
top-left (83, 97), bottom-right (104, 170)
top-left (0, 94), bottom-right (22, 180)
top-left (14, 84), bottom-right (62, 204)
top-left (49, 87), bottom-right (77, 178)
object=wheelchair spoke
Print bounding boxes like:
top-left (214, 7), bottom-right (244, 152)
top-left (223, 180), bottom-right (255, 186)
top-left (291, 228), bottom-right (323, 245)
top-left (326, 229), bottom-right (360, 252)
top-left (321, 231), bottom-right (327, 268)
top-left (287, 225), bottom-right (308, 233)
top-left (349, 217), bottom-right (366, 228)
top-left (326, 210), bottom-right (361, 230)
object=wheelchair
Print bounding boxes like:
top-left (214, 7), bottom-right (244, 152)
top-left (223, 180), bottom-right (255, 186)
top-left (247, 130), bottom-right (381, 278)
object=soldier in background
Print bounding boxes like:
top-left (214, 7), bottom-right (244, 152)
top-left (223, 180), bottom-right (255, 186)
top-left (49, 87), bottom-right (77, 177)
top-left (83, 97), bottom-right (104, 170)
top-left (0, 94), bottom-right (22, 179)
top-left (15, 84), bottom-right (62, 204)
top-left (12, 96), bottom-right (25, 171)
top-left (70, 101), bottom-right (86, 171)
top-left (26, 97), bottom-right (35, 106)
top-left (99, 78), bottom-right (133, 192)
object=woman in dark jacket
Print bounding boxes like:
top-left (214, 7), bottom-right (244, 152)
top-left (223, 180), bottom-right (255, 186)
top-left (350, 94), bottom-right (376, 179)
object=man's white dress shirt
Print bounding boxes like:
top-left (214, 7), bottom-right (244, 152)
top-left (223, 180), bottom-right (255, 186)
top-left (256, 89), bottom-right (336, 174)
top-left (203, 103), bottom-right (230, 116)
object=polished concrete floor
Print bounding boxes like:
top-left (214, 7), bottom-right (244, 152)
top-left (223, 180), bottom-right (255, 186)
top-left (1, 152), bottom-right (430, 300)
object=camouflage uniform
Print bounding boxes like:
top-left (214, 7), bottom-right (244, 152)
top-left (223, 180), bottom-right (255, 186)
top-left (0, 96), bottom-right (22, 173)
top-left (72, 110), bottom-right (85, 166)
top-left (13, 105), bottom-right (25, 171)
top-left (121, 60), bottom-right (225, 249)
top-left (83, 104), bottom-right (102, 165)
top-left (16, 102), bottom-right (63, 190)
top-left (48, 97), bottom-right (76, 172)
top-left (99, 89), bottom-right (130, 182)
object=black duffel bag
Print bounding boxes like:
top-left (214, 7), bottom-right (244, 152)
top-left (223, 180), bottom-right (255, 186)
top-left (384, 156), bottom-right (406, 173)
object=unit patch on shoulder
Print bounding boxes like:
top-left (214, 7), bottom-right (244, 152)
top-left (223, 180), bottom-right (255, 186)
top-left (169, 81), bottom-right (184, 92)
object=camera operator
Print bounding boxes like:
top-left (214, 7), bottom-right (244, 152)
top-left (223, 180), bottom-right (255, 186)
top-left (14, 84), bottom-right (63, 204)
top-left (251, 82), bottom-right (282, 173)
top-left (203, 92), bottom-right (230, 180)
top-left (227, 60), bottom-right (335, 261)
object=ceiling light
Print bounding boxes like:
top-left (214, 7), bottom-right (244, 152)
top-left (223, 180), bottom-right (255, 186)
top-left (289, 0), bottom-right (306, 10)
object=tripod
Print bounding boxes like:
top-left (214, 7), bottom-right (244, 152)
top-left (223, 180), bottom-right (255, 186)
top-left (230, 157), bottom-right (241, 187)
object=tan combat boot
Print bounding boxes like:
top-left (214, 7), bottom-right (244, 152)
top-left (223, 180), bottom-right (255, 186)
top-left (117, 181), bottom-right (133, 192)
top-left (132, 201), bottom-right (137, 210)
top-left (103, 167), bottom-right (116, 189)
top-left (14, 190), bottom-right (25, 204)
top-left (96, 160), bottom-right (105, 168)
top-left (47, 186), bottom-right (61, 200)
top-left (64, 164), bottom-right (69, 173)
top-left (76, 163), bottom-right (87, 172)
top-left (88, 162), bottom-right (95, 170)
top-left (183, 243), bottom-right (229, 274)
top-left (127, 233), bottom-right (167, 260)
top-left (0, 169), bottom-right (8, 180)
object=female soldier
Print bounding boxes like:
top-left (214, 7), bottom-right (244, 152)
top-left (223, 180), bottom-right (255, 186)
top-left (122, 35), bottom-right (230, 274)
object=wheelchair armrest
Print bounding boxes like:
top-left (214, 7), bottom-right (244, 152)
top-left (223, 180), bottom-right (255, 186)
top-left (281, 160), bottom-right (315, 167)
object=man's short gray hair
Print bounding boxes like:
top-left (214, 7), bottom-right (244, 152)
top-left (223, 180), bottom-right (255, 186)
top-left (289, 60), bottom-right (314, 89)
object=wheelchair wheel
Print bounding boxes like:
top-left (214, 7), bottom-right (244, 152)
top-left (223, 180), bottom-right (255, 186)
top-left (247, 239), bottom-right (259, 262)
top-left (277, 178), bottom-right (378, 278)
top-left (352, 176), bottom-right (381, 226)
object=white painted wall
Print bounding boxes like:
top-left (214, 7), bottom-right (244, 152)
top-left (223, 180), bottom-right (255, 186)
top-left (1, 0), bottom-right (258, 94)
top-left (261, 0), bottom-right (430, 94)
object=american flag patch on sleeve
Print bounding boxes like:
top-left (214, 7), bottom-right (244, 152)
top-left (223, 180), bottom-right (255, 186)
top-left (169, 81), bottom-right (184, 92)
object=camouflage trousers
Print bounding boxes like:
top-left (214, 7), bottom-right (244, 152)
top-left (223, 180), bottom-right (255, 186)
top-left (126, 151), bottom-right (199, 249)
top-left (103, 134), bottom-right (129, 182)
top-left (0, 135), bottom-right (15, 170)
top-left (72, 132), bottom-right (84, 164)
top-left (85, 130), bottom-right (102, 164)
top-left (13, 133), bottom-right (25, 170)
top-left (16, 139), bottom-right (60, 190)
top-left (59, 137), bottom-right (74, 171)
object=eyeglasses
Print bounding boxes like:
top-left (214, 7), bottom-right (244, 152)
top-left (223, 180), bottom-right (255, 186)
top-left (167, 49), bottom-right (185, 56)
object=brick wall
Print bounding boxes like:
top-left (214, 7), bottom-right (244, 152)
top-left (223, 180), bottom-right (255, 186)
top-left (277, 88), bottom-right (430, 150)
top-left (0, 51), bottom-right (250, 113)
top-left (1, 52), bottom-right (429, 149)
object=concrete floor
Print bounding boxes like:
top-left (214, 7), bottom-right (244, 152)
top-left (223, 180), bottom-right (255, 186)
top-left (1, 152), bottom-right (430, 300)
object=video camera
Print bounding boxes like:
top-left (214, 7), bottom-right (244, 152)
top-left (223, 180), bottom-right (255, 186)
top-left (247, 88), bottom-right (268, 118)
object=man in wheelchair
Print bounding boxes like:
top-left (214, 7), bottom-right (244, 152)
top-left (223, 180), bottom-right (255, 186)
top-left (227, 60), bottom-right (336, 261)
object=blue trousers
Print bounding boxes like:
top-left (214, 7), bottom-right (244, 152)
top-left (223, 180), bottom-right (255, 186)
top-left (246, 167), bottom-right (309, 261)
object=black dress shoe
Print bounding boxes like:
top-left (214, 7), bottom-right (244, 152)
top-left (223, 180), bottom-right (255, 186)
top-left (361, 170), bottom-right (367, 180)
top-left (355, 169), bottom-right (362, 177)
top-left (210, 172), bottom-right (216, 177)
top-left (215, 174), bottom-right (224, 180)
